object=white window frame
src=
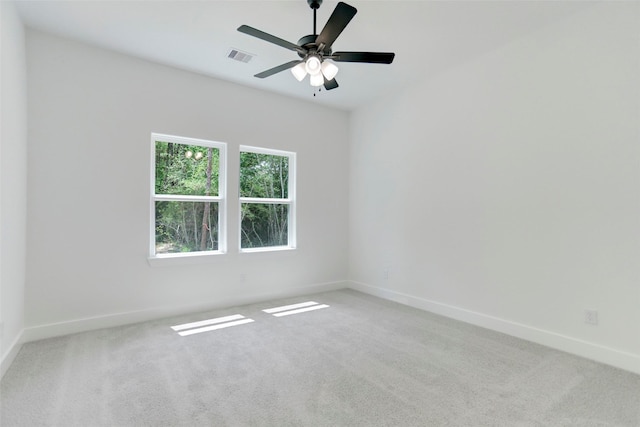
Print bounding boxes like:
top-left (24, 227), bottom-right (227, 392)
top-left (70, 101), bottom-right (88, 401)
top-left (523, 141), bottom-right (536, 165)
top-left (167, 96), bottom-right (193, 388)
top-left (239, 145), bottom-right (296, 253)
top-left (150, 133), bottom-right (227, 259)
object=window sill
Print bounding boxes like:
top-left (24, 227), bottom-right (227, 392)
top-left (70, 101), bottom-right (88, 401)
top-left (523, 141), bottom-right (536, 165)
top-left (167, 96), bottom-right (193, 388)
top-left (239, 246), bottom-right (299, 259)
top-left (239, 246), bottom-right (296, 254)
top-left (147, 250), bottom-right (225, 267)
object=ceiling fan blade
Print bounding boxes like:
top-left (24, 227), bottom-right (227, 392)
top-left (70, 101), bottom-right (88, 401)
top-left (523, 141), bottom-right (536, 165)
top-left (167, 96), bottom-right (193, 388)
top-left (315, 2), bottom-right (357, 52)
top-left (238, 25), bottom-right (305, 54)
top-left (331, 51), bottom-right (395, 64)
top-left (323, 76), bottom-right (339, 91)
top-left (254, 60), bottom-right (303, 79)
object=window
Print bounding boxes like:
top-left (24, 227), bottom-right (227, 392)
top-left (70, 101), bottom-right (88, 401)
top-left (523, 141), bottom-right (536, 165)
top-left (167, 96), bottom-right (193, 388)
top-left (151, 134), bottom-right (226, 257)
top-left (239, 146), bottom-right (296, 251)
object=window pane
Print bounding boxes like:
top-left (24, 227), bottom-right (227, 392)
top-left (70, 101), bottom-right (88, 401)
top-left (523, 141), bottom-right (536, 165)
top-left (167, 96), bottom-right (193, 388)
top-left (239, 152), bottom-right (288, 199)
top-left (155, 141), bottom-right (219, 196)
top-left (241, 203), bottom-right (288, 249)
top-left (155, 201), bottom-right (219, 254)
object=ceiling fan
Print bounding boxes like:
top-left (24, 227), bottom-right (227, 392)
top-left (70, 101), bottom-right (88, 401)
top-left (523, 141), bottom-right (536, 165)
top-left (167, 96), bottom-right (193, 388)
top-left (237, 0), bottom-right (395, 91)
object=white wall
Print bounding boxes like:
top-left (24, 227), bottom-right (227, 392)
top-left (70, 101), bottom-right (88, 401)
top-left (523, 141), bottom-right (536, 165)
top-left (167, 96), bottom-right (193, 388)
top-left (25, 30), bottom-right (349, 339)
top-left (349, 2), bottom-right (640, 374)
top-left (0, 0), bottom-right (28, 377)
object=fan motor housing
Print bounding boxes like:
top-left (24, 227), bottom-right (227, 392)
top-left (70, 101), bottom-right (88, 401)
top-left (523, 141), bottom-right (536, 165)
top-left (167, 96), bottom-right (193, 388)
top-left (297, 34), bottom-right (331, 57)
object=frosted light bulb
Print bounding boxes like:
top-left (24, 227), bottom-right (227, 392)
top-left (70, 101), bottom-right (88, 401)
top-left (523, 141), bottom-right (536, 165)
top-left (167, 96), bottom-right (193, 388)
top-left (310, 72), bottom-right (324, 87)
top-left (305, 56), bottom-right (322, 75)
top-left (321, 61), bottom-right (339, 81)
top-left (291, 62), bottom-right (307, 82)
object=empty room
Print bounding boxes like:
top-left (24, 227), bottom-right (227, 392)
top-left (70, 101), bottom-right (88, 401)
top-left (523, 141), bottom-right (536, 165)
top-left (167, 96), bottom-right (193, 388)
top-left (1, 0), bottom-right (639, 425)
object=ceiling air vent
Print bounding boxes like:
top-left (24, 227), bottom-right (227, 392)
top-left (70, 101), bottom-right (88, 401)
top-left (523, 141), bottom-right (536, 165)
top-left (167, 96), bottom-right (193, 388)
top-left (227, 48), bottom-right (254, 63)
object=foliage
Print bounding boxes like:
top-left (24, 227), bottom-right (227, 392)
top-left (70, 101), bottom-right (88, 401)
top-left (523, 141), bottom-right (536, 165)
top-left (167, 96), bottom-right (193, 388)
top-left (240, 152), bottom-right (289, 249)
top-left (155, 142), bottom-right (219, 196)
top-left (155, 142), bottom-right (219, 253)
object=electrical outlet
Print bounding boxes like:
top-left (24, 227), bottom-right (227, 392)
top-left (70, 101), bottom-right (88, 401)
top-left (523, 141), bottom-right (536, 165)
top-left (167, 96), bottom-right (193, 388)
top-left (584, 309), bottom-right (599, 325)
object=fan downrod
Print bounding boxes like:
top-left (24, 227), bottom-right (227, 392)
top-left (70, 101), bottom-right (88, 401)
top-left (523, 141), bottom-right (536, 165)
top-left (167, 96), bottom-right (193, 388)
top-left (299, 0), bottom-right (327, 57)
top-left (308, 0), bottom-right (322, 36)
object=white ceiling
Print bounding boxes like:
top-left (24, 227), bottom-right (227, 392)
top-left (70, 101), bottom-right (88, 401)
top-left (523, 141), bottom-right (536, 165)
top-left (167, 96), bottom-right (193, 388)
top-left (15, 0), bottom-right (592, 111)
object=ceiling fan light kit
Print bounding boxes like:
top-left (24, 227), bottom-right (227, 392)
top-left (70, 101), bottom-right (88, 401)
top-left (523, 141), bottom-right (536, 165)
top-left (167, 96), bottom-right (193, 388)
top-left (237, 0), bottom-right (395, 92)
top-left (292, 54), bottom-right (338, 86)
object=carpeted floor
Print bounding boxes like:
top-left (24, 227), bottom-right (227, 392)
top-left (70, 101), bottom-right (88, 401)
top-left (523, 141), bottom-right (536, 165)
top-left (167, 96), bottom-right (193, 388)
top-left (2, 289), bottom-right (639, 426)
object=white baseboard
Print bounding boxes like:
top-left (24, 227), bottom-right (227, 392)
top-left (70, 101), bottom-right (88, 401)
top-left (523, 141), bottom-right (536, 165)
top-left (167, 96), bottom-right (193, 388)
top-left (1, 330), bottom-right (24, 380)
top-left (348, 280), bottom-right (640, 376)
top-left (22, 280), bottom-right (348, 344)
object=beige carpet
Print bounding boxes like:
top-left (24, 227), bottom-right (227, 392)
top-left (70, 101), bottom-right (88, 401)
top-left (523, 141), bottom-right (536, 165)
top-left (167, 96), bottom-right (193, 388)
top-left (2, 289), bottom-right (639, 426)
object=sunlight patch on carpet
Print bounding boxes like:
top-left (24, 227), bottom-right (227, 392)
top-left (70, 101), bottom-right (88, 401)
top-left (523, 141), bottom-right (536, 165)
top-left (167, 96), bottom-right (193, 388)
top-left (171, 315), bottom-right (255, 336)
top-left (263, 301), bottom-right (330, 317)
